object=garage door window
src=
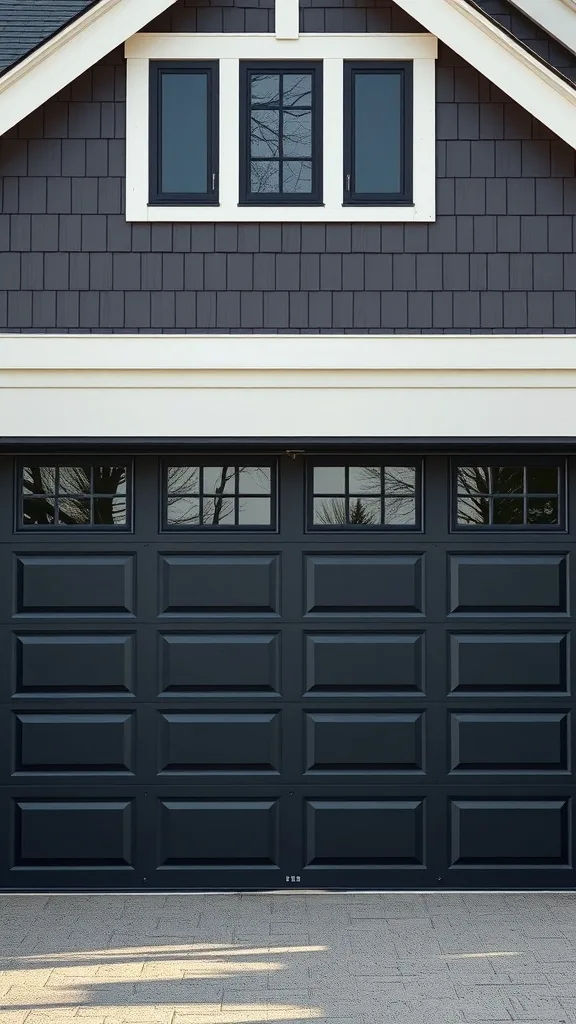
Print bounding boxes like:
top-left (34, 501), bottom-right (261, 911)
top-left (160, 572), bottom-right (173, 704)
top-left (20, 465), bottom-right (129, 528)
top-left (165, 463), bottom-right (275, 527)
top-left (310, 462), bottom-right (418, 528)
top-left (455, 464), bottom-right (563, 528)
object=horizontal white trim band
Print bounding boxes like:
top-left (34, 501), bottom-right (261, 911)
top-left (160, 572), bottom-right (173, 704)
top-left (2, 335), bottom-right (576, 371)
top-left (124, 33), bottom-right (439, 59)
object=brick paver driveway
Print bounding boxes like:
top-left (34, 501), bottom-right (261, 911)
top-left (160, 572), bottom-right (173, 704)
top-left (1, 893), bottom-right (576, 1024)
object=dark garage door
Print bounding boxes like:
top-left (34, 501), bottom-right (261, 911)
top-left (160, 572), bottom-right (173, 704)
top-left (0, 451), bottom-right (573, 890)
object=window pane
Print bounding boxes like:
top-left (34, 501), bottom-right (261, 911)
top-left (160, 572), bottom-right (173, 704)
top-left (354, 72), bottom-right (402, 194)
top-left (283, 161), bottom-right (312, 194)
top-left (457, 467), bottom-right (491, 496)
top-left (93, 467), bottom-right (127, 496)
top-left (283, 74), bottom-right (312, 107)
top-left (58, 497), bottom-right (91, 525)
top-left (527, 467), bottom-right (558, 494)
top-left (251, 110), bottom-right (280, 158)
top-left (94, 496), bottom-right (127, 526)
top-left (493, 497), bottom-right (523, 524)
top-left (348, 467), bottom-right (381, 494)
top-left (23, 467), bottom-right (56, 494)
top-left (202, 497), bottom-right (236, 525)
top-left (251, 161), bottom-right (280, 193)
top-left (161, 72), bottom-right (208, 194)
top-left (239, 467), bottom-right (271, 495)
top-left (23, 496), bottom-right (56, 525)
top-left (492, 467), bottom-right (523, 494)
top-left (251, 74), bottom-right (280, 105)
top-left (384, 496), bottom-right (416, 525)
top-left (348, 497), bottom-right (381, 524)
top-left (314, 467), bottom-right (346, 494)
top-left (167, 496), bottom-right (200, 525)
top-left (203, 467), bottom-right (236, 495)
top-left (59, 467), bottom-right (91, 495)
top-left (168, 467), bottom-right (199, 495)
top-left (238, 498), bottom-right (271, 525)
top-left (528, 498), bottom-right (558, 525)
top-left (283, 111), bottom-right (312, 158)
top-left (457, 496), bottom-right (490, 525)
top-left (314, 496), bottom-right (346, 525)
top-left (385, 467), bottom-right (416, 494)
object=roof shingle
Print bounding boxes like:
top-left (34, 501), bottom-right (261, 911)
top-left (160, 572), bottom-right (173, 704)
top-left (0, 0), bottom-right (96, 73)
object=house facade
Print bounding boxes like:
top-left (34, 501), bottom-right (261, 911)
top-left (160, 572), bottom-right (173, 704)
top-left (1, 0), bottom-right (576, 891)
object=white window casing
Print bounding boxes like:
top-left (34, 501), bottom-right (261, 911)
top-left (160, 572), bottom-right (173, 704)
top-left (124, 33), bottom-right (438, 223)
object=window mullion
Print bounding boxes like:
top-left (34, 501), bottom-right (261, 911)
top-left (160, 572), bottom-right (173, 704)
top-left (220, 57), bottom-right (240, 208)
top-left (323, 58), bottom-right (344, 209)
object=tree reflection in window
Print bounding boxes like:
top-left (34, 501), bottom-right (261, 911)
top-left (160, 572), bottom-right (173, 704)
top-left (312, 464), bottom-right (417, 527)
top-left (249, 71), bottom-right (314, 196)
top-left (456, 465), bottom-right (560, 526)
top-left (22, 466), bottom-right (128, 526)
top-left (166, 465), bottom-right (273, 526)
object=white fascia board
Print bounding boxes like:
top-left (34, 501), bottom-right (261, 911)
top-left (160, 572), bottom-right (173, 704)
top-left (391, 0), bottom-right (576, 150)
top-left (0, 0), bottom-right (179, 137)
top-left (124, 32), bottom-right (438, 59)
top-left (508, 0), bottom-right (576, 56)
top-left (3, 335), bottom-right (576, 371)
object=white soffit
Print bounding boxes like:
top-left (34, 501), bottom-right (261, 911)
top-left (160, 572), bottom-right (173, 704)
top-left (393, 0), bottom-right (576, 150)
top-left (508, 0), bottom-right (576, 57)
top-left (0, 0), bottom-right (179, 136)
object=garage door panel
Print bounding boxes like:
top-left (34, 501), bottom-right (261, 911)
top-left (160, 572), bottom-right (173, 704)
top-left (13, 632), bottom-right (136, 696)
top-left (449, 633), bottom-right (569, 695)
top-left (10, 796), bottom-right (136, 869)
top-left (304, 554), bottom-right (425, 616)
top-left (449, 554), bottom-right (569, 616)
top-left (159, 554), bottom-right (280, 617)
top-left (449, 796), bottom-right (572, 868)
top-left (14, 554), bottom-right (136, 617)
top-left (159, 632), bottom-right (281, 696)
top-left (449, 712), bottom-right (570, 775)
top-left (303, 796), bottom-right (427, 872)
top-left (304, 633), bottom-right (425, 696)
top-left (11, 711), bottom-right (135, 777)
top-left (156, 796), bottom-right (281, 870)
top-left (156, 711), bottom-right (282, 777)
top-left (303, 712), bottom-right (426, 775)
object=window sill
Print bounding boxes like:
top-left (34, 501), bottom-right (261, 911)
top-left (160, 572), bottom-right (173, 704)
top-left (129, 202), bottom-right (434, 222)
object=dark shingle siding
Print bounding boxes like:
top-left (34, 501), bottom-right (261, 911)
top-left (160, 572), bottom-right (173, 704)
top-left (0, 1), bottom-right (95, 73)
top-left (471, 0), bottom-right (576, 84)
top-left (0, 4), bottom-right (575, 334)
top-left (145, 0), bottom-right (275, 34)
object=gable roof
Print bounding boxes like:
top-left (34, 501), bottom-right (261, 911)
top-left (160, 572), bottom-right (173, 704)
top-left (1, 0), bottom-right (576, 150)
top-left (0, 1), bottom-right (96, 74)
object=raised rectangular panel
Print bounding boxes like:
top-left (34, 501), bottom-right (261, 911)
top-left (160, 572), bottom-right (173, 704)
top-left (13, 713), bottom-right (135, 775)
top-left (450, 634), bottom-right (568, 694)
top-left (158, 712), bottom-right (281, 774)
top-left (450, 713), bottom-right (569, 773)
top-left (159, 555), bottom-right (279, 616)
top-left (160, 633), bottom-right (280, 695)
top-left (14, 634), bottom-right (135, 695)
top-left (12, 800), bottom-right (134, 867)
top-left (449, 555), bottom-right (567, 615)
top-left (15, 555), bottom-right (135, 616)
top-left (305, 634), bottom-right (424, 695)
top-left (305, 555), bottom-right (424, 615)
top-left (157, 799), bottom-right (279, 867)
top-left (450, 799), bottom-right (570, 867)
top-left (305, 713), bottom-right (424, 773)
top-left (305, 799), bottom-right (424, 866)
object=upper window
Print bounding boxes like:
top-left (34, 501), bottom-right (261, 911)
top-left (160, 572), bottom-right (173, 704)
top-left (165, 462), bottom-right (275, 528)
top-left (240, 63), bottom-right (322, 205)
top-left (310, 461), bottom-right (419, 529)
top-left (454, 463), bottom-right (563, 528)
top-left (344, 62), bottom-right (412, 206)
top-left (149, 61), bottom-right (219, 205)
top-left (20, 464), bottom-right (130, 528)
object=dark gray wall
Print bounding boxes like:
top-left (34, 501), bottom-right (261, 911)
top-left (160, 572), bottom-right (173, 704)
top-left (0, 0), bottom-right (575, 333)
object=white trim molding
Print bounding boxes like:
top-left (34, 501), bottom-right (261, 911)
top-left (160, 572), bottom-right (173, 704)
top-left (508, 0), bottom-right (576, 57)
top-left (392, 0), bottom-right (576, 151)
top-left (2, 334), bottom-right (576, 438)
top-left (125, 33), bottom-right (437, 223)
top-left (0, 0), bottom-right (179, 138)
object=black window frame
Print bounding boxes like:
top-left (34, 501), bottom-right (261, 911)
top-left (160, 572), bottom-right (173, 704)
top-left (149, 60), bottom-right (219, 207)
top-left (307, 456), bottom-right (422, 532)
top-left (343, 60), bottom-right (413, 207)
top-left (451, 456), bottom-right (566, 531)
top-left (17, 458), bottom-right (134, 532)
top-left (239, 61), bottom-right (323, 207)
top-left (162, 457), bottom-right (278, 532)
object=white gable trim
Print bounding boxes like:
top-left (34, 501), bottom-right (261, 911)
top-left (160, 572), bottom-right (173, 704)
top-left (0, 0), bottom-right (178, 137)
top-left (508, 0), bottom-right (576, 57)
top-left (392, 0), bottom-right (576, 150)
